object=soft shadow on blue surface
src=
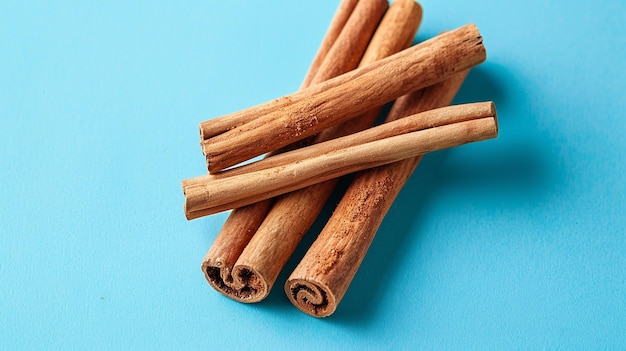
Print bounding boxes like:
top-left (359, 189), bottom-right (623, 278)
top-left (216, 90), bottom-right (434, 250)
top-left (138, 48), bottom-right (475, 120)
top-left (251, 62), bottom-right (560, 321)
top-left (326, 63), bottom-right (564, 324)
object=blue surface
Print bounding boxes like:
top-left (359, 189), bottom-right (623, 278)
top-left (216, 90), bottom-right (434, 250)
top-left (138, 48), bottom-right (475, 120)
top-left (1, 1), bottom-right (625, 349)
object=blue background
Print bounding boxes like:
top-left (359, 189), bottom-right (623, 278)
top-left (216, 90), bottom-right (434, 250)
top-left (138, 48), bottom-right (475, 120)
top-left (1, 1), bottom-right (625, 349)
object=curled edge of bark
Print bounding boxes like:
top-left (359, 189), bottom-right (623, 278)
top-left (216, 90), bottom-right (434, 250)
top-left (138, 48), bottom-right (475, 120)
top-left (285, 278), bottom-right (337, 318)
top-left (202, 261), bottom-right (269, 303)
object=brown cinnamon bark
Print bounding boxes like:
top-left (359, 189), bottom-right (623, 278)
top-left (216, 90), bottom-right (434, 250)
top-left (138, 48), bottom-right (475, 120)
top-left (202, 23), bottom-right (486, 173)
top-left (300, 0), bottom-right (360, 90)
top-left (184, 102), bottom-right (496, 189)
top-left (184, 108), bottom-right (497, 217)
top-left (285, 71), bottom-right (474, 317)
top-left (199, 0), bottom-right (388, 303)
top-left (198, 0), bottom-right (379, 140)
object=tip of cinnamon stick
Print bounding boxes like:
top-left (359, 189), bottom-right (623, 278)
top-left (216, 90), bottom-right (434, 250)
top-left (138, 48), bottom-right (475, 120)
top-left (489, 101), bottom-right (499, 135)
top-left (199, 125), bottom-right (206, 142)
top-left (469, 22), bottom-right (486, 59)
top-left (183, 203), bottom-right (196, 220)
top-left (285, 278), bottom-right (337, 318)
top-left (203, 263), bottom-right (270, 303)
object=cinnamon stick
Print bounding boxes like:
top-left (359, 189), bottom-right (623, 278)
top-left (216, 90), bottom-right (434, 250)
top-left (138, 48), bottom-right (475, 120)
top-left (201, 24), bottom-right (486, 172)
top-left (300, 0), bottom-right (360, 90)
top-left (198, 0), bottom-right (377, 140)
top-left (184, 101), bottom-right (491, 188)
top-left (309, 0), bottom-right (388, 86)
top-left (190, 1), bottom-right (423, 264)
top-left (199, 0), bottom-right (388, 303)
top-left (183, 0), bottom-right (421, 189)
top-left (183, 104), bottom-right (498, 217)
top-left (284, 71), bottom-right (473, 318)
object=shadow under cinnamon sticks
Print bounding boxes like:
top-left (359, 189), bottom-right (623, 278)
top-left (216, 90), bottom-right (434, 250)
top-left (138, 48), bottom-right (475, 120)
top-left (280, 80), bottom-right (479, 317)
top-left (186, 2), bottom-right (492, 310)
top-left (301, 65), bottom-right (539, 321)
top-left (185, 100), bottom-right (498, 306)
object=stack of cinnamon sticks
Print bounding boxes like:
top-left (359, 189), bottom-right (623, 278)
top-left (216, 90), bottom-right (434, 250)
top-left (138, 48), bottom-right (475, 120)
top-left (181, 0), bottom-right (498, 317)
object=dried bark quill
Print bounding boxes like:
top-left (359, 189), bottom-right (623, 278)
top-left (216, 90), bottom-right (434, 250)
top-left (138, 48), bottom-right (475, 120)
top-left (201, 23), bottom-right (486, 173)
top-left (180, 0), bottom-right (500, 317)
top-left (183, 103), bottom-right (497, 217)
top-left (197, 0), bottom-right (391, 303)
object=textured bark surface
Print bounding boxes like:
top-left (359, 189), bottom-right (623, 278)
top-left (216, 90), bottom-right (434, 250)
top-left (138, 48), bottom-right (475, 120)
top-left (185, 113), bottom-right (498, 217)
top-left (198, 0), bottom-right (388, 303)
top-left (285, 71), bottom-right (477, 317)
top-left (198, 0), bottom-right (383, 141)
top-left (202, 24), bottom-right (486, 172)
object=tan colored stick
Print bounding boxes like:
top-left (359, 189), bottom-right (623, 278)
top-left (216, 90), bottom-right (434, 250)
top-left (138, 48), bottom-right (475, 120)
top-left (310, 0), bottom-right (388, 85)
top-left (285, 71), bottom-right (473, 318)
top-left (300, 0), bottom-right (360, 89)
top-left (186, 101), bottom-right (487, 217)
top-left (184, 101), bottom-right (491, 188)
top-left (183, 0), bottom-right (421, 189)
top-left (198, 0), bottom-right (387, 302)
top-left (188, 2), bottom-right (424, 256)
top-left (184, 106), bottom-right (498, 217)
top-left (201, 24), bottom-right (486, 172)
top-left (198, 0), bottom-right (378, 140)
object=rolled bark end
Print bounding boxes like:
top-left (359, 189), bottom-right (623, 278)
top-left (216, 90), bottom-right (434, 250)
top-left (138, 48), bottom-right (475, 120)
top-left (202, 263), bottom-right (269, 303)
top-left (285, 278), bottom-right (337, 318)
